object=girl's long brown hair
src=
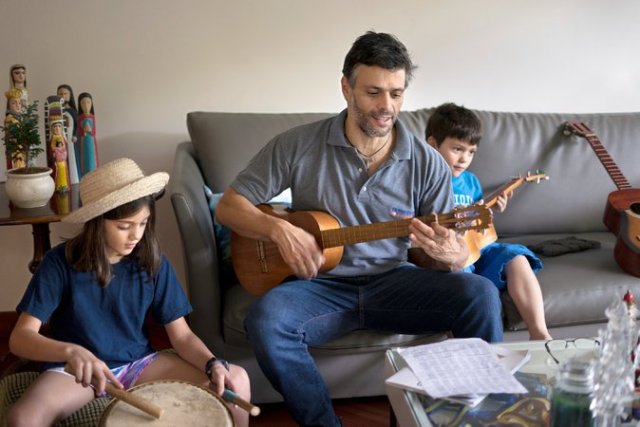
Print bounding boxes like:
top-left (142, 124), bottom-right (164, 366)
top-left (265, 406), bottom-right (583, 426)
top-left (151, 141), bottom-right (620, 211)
top-left (65, 195), bottom-right (161, 287)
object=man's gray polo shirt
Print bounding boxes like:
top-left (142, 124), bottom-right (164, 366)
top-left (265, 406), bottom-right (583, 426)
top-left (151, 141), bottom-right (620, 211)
top-left (231, 109), bottom-right (453, 277)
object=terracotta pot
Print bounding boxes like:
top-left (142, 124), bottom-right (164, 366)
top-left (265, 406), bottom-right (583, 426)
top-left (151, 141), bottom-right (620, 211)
top-left (5, 167), bottom-right (55, 208)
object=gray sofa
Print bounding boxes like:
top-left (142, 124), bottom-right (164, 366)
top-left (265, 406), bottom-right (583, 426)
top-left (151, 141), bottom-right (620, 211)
top-left (170, 108), bottom-right (640, 403)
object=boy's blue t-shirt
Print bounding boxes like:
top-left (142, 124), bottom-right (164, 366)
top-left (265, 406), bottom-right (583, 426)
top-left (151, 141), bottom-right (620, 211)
top-left (452, 171), bottom-right (483, 206)
top-left (16, 243), bottom-right (192, 369)
top-left (451, 170), bottom-right (542, 289)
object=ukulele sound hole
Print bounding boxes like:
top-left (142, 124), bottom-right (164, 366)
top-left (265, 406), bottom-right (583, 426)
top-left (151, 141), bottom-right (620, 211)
top-left (631, 203), bottom-right (640, 215)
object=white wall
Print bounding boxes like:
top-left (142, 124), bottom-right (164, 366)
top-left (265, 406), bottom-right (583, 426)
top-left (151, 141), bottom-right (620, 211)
top-left (1, 0), bottom-right (639, 310)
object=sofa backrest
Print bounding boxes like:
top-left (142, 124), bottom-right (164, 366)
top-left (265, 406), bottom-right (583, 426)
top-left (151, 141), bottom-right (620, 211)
top-left (187, 112), bottom-right (332, 193)
top-left (187, 109), bottom-right (640, 235)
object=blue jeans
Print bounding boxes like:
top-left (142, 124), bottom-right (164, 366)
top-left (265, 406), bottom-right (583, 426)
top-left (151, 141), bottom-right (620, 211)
top-left (244, 265), bottom-right (503, 427)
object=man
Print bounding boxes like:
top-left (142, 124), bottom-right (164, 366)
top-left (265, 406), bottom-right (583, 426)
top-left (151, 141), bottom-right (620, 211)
top-left (216, 31), bottom-right (502, 427)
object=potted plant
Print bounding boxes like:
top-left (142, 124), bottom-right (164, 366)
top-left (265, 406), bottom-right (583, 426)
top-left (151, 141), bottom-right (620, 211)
top-left (2, 99), bottom-right (55, 208)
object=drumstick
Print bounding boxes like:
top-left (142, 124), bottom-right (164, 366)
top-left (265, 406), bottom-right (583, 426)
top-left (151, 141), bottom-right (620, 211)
top-left (103, 382), bottom-right (164, 419)
top-left (63, 365), bottom-right (164, 419)
top-left (222, 388), bottom-right (261, 416)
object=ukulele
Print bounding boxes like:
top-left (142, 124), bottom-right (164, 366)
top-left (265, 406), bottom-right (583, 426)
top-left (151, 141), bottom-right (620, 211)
top-left (463, 172), bottom-right (549, 267)
top-left (231, 204), bottom-right (492, 296)
top-left (565, 120), bottom-right (640, 277)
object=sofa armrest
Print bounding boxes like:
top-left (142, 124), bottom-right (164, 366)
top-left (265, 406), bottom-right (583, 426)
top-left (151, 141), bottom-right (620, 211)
top-left (170, 142), bottom-right (225, 352)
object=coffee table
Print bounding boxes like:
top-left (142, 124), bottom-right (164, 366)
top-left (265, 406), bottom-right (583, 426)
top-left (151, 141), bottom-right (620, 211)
top-left (384, 340), bottom-right (565, 427)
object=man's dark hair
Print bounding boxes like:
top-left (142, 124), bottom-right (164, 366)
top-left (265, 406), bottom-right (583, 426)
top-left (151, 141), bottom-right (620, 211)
top-left (426, 102), bottom-right (483, 146)
top-left (342, 31), bottom-right (416, 87)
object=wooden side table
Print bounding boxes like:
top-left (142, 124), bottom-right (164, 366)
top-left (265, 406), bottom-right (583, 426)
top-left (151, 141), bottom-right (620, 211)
top-left (0, 183), bottom-right (80, 273)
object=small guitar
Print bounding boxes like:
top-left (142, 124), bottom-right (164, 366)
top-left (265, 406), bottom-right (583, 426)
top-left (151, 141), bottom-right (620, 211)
top-left (565, 120), bottom-right (640, 277)
top-left (463, 172), bottom-right (549, 267)
top-left (231, 204), bottom-right (492, 296)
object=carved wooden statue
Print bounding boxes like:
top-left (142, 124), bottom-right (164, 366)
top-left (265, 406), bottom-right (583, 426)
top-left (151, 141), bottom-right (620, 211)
top-left (49, 118), bottom-right (70, 192)
top-left (9, 64), bottom-right (28, 109)
top-left (4, 87), bottom-right (26, 170)
top-left (44, 96), bottom-right (70, 192)
top-left (77, 92), bottom-right (98, 177)
top-left (57, 84), bottom-right (79, 184)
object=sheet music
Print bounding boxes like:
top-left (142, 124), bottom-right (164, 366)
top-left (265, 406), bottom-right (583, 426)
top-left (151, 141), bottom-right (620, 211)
top-left (397, 338), bottom-right (527, 399)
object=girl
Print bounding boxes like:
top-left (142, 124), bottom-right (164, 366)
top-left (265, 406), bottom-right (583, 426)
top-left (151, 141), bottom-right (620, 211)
top-left (7, 158), bottom-right (250, 427)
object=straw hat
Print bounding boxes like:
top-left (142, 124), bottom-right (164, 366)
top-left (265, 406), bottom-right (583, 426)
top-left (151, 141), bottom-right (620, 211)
top-left (62, 158), bottom-right (169, 223)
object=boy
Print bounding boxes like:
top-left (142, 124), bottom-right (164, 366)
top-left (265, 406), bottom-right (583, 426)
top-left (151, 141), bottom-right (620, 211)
top-left (426, 102), bottom-right (551, 340)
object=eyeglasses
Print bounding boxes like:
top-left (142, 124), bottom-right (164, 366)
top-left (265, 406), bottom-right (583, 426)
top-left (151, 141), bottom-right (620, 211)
top-left (545, 338), bottom-right (601, 364)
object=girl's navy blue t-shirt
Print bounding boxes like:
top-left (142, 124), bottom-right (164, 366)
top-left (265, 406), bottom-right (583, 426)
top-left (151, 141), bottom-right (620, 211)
top-left (17, 243), bottom-right (192, 369)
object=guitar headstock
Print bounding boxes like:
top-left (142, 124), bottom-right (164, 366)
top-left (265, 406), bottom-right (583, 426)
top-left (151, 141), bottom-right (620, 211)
top-left (523, 171), bottom-right (549, 184)
top-left (564, 120), bottom-right (596, 139)
top-left (448, 204), bottom-right (493, 232)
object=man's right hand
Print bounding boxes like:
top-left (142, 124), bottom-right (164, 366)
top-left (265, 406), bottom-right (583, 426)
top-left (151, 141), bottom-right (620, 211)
top-left (271, 220), bottom-right (325, 280)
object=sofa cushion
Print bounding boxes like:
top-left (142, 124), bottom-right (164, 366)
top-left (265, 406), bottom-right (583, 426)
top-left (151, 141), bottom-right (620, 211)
top-left (203, 185), bottom-right (236, 285)
top-left (527, 236), bottom-right (601, 257)
top-left (500, 232), bottom-right (640, 331)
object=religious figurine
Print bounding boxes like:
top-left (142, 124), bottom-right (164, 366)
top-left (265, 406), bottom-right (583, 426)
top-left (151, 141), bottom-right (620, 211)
top-left (4, 87), bottom-right (27, 169)
top-left (57, 84), bottom-right (79, 184)
top-left (44, 96), bottom-right (64, 153)
top-left (44, 96), bottom-right (70, 191)
top-left (77, 92), bottom-right (98, 177)
top-left (9, 64), bottom-right (28, 109)
top-left (49, 118), bottom-right (70, 192)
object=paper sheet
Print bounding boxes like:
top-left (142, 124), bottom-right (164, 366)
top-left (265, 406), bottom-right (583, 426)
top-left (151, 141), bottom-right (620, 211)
top-left (396, 338), bottom-right (527, 399)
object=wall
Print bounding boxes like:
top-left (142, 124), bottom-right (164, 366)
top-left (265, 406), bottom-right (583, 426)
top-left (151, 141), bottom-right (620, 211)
top-left (1, 0), bottom-right (639, 310)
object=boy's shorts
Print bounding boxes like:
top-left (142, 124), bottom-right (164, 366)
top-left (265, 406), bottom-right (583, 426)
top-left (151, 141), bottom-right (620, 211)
top-left (47, 352), bottom-right (158, 396)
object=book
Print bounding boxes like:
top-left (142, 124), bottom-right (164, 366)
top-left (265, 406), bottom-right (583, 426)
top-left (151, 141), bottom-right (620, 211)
top-left (386, 341), bottom-right (531, 407)
top-left (419, 371), bottom-right (552, 426)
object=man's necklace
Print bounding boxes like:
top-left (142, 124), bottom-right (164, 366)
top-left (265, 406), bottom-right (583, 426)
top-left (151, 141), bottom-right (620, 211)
top-left (353, 133), bottom-right (392, 167)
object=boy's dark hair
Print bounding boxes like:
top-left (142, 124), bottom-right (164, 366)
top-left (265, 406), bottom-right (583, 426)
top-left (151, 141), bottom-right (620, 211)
top-left (342, 31), bottom-right (416, 87)
top-left (66, 195), bottom-right (161, 287)
top-left (426, 102), bottom-right (483, 146)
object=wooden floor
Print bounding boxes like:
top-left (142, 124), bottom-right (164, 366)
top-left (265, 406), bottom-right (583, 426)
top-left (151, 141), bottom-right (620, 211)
top-left (249, 395), bottom-right (393, 427)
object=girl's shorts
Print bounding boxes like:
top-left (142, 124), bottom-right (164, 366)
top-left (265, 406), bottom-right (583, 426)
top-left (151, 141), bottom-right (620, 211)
top-left (47, 352), bottom-right (158, 396)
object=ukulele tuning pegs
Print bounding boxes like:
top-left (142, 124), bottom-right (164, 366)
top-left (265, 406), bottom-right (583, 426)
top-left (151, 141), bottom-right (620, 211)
top-left (563, 121), bottom-right (579, 136)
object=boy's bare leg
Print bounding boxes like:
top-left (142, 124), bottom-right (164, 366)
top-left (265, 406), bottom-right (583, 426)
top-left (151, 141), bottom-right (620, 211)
top-left (506, 255), bottom-right (552, 341)
top-left (7, 371), bottom-right (95, 427)
top-left (136, 352), bottom-right (250, 427)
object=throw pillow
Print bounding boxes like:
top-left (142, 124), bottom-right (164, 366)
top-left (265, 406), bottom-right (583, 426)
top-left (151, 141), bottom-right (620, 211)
top-left (527, 236), bottom-right (601, 257)
top-left (203, 185), bottom-right (292, 284)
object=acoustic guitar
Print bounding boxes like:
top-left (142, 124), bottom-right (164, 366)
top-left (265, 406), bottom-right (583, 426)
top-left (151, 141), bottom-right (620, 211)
top-left (463, 172), bottom-right (549, 267)
top-left (231, 204), bottom-right (492, 296)
top-left (565, 120), bottom-right (640, 277)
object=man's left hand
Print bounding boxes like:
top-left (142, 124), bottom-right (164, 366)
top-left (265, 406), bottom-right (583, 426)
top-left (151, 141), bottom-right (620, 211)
top-left (408, 217), bottom-right (466, 269)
